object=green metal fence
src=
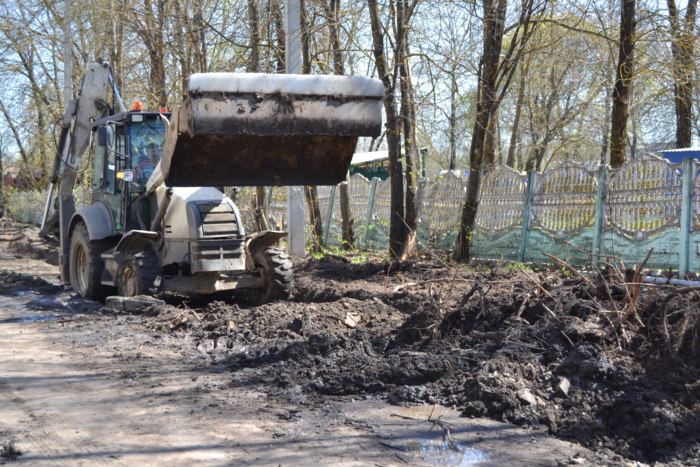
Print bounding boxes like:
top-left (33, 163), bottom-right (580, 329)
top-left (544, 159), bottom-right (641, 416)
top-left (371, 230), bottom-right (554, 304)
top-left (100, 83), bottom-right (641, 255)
top-left (234, 155), bottom-right (700, 275)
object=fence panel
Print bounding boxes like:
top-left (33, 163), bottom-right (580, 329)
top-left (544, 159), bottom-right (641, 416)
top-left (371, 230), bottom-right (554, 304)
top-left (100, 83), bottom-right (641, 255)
top-left (525, 162), bottom-right (598, 264)
top-left (531, 162), bottom-right (597, 237)
top-left (420, 172), bottom-right (465, 249)
top-left (606, 156), bottom-right (682, 239)
top-left (471, 166), bottom-right (526, 261)
top-left (227, 155), bottom-right (698, 275)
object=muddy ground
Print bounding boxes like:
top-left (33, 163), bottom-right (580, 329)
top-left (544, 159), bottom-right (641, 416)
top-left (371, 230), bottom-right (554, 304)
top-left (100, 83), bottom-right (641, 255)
top-left (1, 218), bottom-right (699, 466)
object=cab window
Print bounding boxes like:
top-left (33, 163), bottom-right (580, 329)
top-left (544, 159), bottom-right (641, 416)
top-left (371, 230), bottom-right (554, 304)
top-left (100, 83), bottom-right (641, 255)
top-left (129, 117), bottom-right (166, 187)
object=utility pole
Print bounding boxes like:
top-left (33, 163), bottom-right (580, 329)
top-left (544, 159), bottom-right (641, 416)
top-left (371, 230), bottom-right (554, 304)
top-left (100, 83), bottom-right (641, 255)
top-left (285, 0), bottom-right (305, 257)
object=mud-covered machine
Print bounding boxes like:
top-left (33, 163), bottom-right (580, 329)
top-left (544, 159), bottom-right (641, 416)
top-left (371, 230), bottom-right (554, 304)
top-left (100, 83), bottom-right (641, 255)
top-left (41, 63), bottom-right (383, 303)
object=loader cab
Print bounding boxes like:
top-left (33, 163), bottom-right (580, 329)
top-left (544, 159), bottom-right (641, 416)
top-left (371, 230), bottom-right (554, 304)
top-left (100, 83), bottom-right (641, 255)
top-left (92, 111), bottom-right (169, 232)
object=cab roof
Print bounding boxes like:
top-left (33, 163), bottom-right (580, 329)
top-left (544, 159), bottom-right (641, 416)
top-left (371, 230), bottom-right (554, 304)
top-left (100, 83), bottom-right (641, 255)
top-left (92, 111), bottom-right (171, 128)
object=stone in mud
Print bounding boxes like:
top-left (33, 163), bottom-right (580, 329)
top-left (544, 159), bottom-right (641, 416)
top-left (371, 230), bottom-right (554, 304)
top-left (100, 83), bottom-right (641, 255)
top-left (105, 296), bottom-right (165, 313)
top-left (196, 339), bottom-right (216, 354)
top-left (517, 388), bottom-right (538, 407)
top-left (215, 337), bottom-right (233, 352)
top-left (344, 312), bottom-right (361, 328)
top-left (557, 377), bottom-right (571, 397)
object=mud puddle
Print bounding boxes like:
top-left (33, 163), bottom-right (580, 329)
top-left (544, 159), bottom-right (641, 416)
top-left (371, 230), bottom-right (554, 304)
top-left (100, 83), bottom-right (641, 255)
top-left (411, 439), bottom-right (488, 466)
top-left (0, 272), bottom-right (101, 324)
top-left (342, 401), bottom-right (598, 466)
top-left (383, 435), bottom-right (489, 466)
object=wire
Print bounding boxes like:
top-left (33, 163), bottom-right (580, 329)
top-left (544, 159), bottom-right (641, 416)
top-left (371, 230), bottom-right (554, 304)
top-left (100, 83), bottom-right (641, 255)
top-left (52, 118), bottom-right (61, 150)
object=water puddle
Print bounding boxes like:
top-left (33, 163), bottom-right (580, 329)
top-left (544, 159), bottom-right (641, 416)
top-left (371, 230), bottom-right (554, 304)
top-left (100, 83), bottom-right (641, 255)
top-left (0, 294), bottom-right (76, 324)
top-left (407, 437), bottom-right (489, 466)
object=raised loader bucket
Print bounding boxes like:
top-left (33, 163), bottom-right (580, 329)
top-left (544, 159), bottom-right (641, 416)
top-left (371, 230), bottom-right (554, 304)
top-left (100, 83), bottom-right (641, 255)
top-left (160, 73), bottom-right (384, 187)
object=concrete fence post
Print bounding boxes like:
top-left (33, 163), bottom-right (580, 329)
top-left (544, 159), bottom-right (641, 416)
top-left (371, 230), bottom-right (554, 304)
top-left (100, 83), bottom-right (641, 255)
top-left (363, 177), bottom-right (380, 250)
top-left (519, 170), bottom-right (536, 263)
top-left (416, 177), bottom-right (427, 242)
top-left (679, 158), bottom-right (694, 278)
top-left (592, 166), bottom-right (608, 259)
top-left (323, 185), bottom-right (337, 246)
top-left (266, 186), bottom-right (275, 228)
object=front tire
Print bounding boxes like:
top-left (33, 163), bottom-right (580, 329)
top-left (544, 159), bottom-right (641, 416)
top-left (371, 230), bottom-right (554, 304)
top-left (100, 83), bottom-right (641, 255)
top-left (248, 246), bottom-right (293, 305)
top-left (116, 245), bottom-right (163, 298)
top-left (69, 222), bottom-right (114, 301)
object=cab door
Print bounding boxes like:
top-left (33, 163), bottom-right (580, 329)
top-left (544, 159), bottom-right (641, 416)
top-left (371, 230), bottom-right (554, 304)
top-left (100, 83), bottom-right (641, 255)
top-left (94, 123), bottom-right (126, 232)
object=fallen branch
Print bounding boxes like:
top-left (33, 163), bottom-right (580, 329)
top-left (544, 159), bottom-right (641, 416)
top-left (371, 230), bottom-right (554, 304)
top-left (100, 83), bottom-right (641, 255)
top-left (542, 252), bottom-right (595, 288)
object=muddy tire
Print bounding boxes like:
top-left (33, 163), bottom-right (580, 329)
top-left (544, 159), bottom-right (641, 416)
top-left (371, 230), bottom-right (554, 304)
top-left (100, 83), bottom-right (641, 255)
top-left (248, 246), bottom-right (293, 305)
top-left (69, 222), bottom-right (115, 301)
top-left (116, 245), bottom-right (163, 298)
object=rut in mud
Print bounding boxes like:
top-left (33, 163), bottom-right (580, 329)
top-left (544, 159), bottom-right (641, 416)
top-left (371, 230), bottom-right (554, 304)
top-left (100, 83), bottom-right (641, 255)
top-left (131, 256), bottom-right (700, 466)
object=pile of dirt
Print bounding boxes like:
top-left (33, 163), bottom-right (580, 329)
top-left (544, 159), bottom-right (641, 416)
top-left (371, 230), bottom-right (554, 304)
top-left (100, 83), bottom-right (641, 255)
top-left (0, 219), bottom-right (58, 265)
top-left (3, 217), bottom-right (697, 465)
top-left (138, 256), bottom-right (700, 465)
top-left (0, 270), bottom-right (61, 295)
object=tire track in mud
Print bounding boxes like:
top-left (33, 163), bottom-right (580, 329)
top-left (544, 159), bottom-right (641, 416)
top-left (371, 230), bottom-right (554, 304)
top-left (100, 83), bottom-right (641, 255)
top-left (0, 299), bottom-right (113, 465)
top-left (0, 381), bottom-right (112, 465)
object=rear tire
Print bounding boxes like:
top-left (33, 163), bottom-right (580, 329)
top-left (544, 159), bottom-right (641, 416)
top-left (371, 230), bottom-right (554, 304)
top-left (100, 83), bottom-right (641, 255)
top-left (116, 245), bottom-right (163, 298)
top-left (69, 222), bottom-right (115, 301)
top-left (248, 246), bottom-right (293, 305)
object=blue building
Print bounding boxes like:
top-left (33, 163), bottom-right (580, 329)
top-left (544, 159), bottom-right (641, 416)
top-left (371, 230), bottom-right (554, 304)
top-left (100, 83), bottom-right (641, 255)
top-left (661, 147), bottom-right (700, 164)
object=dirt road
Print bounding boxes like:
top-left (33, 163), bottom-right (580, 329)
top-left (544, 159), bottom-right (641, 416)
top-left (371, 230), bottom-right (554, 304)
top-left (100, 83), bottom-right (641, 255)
top-left (1, 219), bottom-right (697, 466)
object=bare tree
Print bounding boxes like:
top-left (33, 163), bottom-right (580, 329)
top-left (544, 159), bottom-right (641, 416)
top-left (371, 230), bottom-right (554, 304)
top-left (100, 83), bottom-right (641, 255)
top-left (367, 0), bottom-right (420, 259)
top-left (244, 0), bottom-right (270, 232)
top-left (129, 0), bottom-right (168, 108)
top-left (609, 0), bottom-right (636, 168)
top-left (324, 0), bottom-right (355, 249)
top-left (666, 0), bottom-right (697, 148)
top-left (298, 0), bottom-right (325, 253)
top-left (455, 0), bottom-right (546, 260)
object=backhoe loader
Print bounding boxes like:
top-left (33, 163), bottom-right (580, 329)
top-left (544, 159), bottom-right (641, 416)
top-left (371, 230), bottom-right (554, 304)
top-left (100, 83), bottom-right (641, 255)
top-left (40, 62), bottom-right (383, 304)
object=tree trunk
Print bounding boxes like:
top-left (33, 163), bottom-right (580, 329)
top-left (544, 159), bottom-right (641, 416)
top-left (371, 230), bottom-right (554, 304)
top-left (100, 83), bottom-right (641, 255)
top-left (304, 186), bottom-right (324, 253)
top-left (247, 0), bottom-right (261, 73)
top-left (253, 187), bottom-right (269, 231)
top-left (300, 0), bottom-right (324, 250)
top-left (609, 0), bottom-right (636, 168)
top-left (455, 0), bottom-right (507, 260)
top-left (448, 69), bottom-right (458, 170)
top-left (109, 0), bottom-right (125, 92)
top-left (192, 0), bottom-right (207, 72)
top-left (0, 140), bottom-right (4, 215)
top-left (397, 0), bottom-right (419, 260)
top-left (600, 90), bottom-right (611, 166)
top-left (270, 0), bottom-right (286, 73)
top-left (483, 111), bottom-right (500, 167)
top-left (368, 0), bottom-right (405, 259)
top-left (326, 0), bottom-right (355, 249)
top-left (667, 0), bottom-right (697, 148)
top-left (506, 70), bottom-right (527, 168)
top-left (172, 2), bottom-right (190, 93)
top-left (247, 0), bottom-right (270, 233)
top-left (136, 0), bottom-right (168, 108)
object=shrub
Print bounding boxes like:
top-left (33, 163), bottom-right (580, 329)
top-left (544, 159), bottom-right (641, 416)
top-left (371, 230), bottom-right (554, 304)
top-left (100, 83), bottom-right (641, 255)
top-left (4, 188), bottom-right (47, 225)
